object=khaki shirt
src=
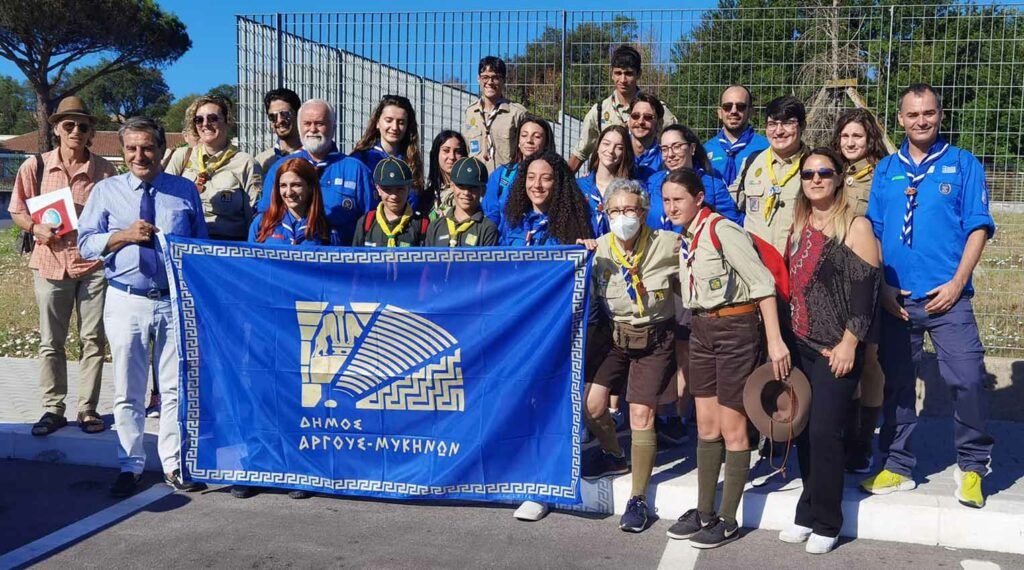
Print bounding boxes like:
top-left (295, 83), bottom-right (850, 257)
top-left (733, 144), bottom-right (806, 255)
top-left (592, 229), bottom-right (679, 326)
top-left (464, 99), bottom-right (527, 172)
top-left (255, 147), bottom-right (288, 175)
top-left (681, 213), bottom-right (775, 312)
top-left (844, 158), bottom-right (875, 217)
top-left (571, 90), bottom-right (678, 161)
top-left (166, 145), bottom-right (262, 240)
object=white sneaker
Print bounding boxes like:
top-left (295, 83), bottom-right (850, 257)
top-left (778, 524), bottom-right (812, 544)
top-left (805, 533), bottom-right (838, 554)
top-left (513, 500), bottom-right (549, 521)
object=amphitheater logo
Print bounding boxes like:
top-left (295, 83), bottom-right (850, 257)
top-left (295, 301), bottom-right (465, 412)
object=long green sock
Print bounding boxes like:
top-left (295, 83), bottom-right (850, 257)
top-left (719, 449), bottom-right (752, 525)
top-left (585, 411), bottom-right (623, 457)
top-left (696, 437), bottom-right (724, 516)
top-left (629, 428), bottom-right (657, 497)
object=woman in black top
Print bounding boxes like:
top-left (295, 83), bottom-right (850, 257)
top-left (778, 147), bottom-right (880, 555)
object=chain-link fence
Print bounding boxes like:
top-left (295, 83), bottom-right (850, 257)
top-left (237, 4), bottom-right (1024, 356)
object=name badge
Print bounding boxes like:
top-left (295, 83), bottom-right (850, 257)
top-left (344, 180), bottom-right (357, 189)
top-left (470, 140), bottom-right (480, 154)
top-left (333, 178), bottom-right (344, 185)
top-left (942, 165), bottom-right (957, 174)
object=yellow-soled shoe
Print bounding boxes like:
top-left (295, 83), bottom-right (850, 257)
top-left (954, 468), bottom-right (985, 509)
top-left (859, 469), bottom-right (917, 495)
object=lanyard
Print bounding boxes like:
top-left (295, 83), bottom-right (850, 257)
top-left (609, 225), bottom-right (650, 316)
top-left (445, 216), bottom-right (477, 247)
top-left (685, 207), bottom-right (715, 303)
top-left (763, 147), bottom-right (803, 224)
top-left (375, 203), bottom-right (412, 247)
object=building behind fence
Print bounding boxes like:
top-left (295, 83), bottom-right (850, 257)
top-left (236, 4), bottom-right (1024, 356)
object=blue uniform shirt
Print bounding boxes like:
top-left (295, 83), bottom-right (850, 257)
top-left (576, 173), bottom-right (610, 237)
top-left (703, 128), bottom-right (770, 187)
top-left (248, 210), bottom-right (342, 246)
top-left (259, 147), bottom-right (375, 246)
top-left (866, 144), bottom-right (995, 299)
top-left (644, 168), bottom-right (743, 232)
top-left (78, 172), bottom-right (207, 290)
top-left (499, 211), bottom-right (558, 246)
top-left (483, 162), bottom-right (519, 228)
top-left (634, 143), bottom-right (663, 183)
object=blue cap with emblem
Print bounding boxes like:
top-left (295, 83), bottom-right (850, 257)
top-left (450, 157), bottom-right (489, 189)
top-left (373, 156), bottom-right (414, 188)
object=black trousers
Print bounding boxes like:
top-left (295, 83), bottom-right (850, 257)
top-left (794, 341), bottom-right (862, 538)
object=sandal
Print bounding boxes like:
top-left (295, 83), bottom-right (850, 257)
top-left (31, 412), bottom-right (68, 436)
top-left (77, 411), bottom-right (106, 434)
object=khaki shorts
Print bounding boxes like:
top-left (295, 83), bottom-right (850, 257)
top-left (590, 320), bottom-right (677, 407)
top-left (688, 311), bottom-right (762, 411)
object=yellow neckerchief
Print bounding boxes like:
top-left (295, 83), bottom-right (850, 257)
top-left (846, 159), bottom-right (875, 182)
top-left (195, 145), bottom-right (237, 178)
top-left (608, 225), bottom-right (650, 316)
top-left (763, 146), bottom-right (804, 223)
top-left (445, 213), bottom-right (477, 247)
top-left (375, 202), bottom-right (412, 247)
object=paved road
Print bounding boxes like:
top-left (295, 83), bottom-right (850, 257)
top-left (3, 460), bottom-right (1022, 570)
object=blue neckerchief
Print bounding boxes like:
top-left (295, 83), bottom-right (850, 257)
top-left (635, 142), bottom-right (660, 170)
top-left (581, 173), bottom-right (608, 236)
top-left (299, 143), bottom-right (343, 171)
top-left (524, 211), bottom-right (550, 246)
top-left (281, 209), bottom-right (309, 244)
top-left (499, 162), bottom-right (519, 199)
top-left (716, 125), bottom-right (756, 185)
top-left (896, 136), bottom-right (949, 246)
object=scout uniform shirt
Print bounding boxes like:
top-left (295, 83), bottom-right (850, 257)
top-left (865, 143), bottom-right (995, 300)
top-left (464, 98), bottom-right (527, 172)
top-left (166, 145), bottom-right (262, 241)
top-left (352, 206), bottom-right (428, 247)
top-left (425, 210), bottom-right (500, 247)
top-left (592, 228), bottom-right (679, 326)
top-left (255, 142), bottom-right (300, 175)
top-left (844, 158), bottom-right (876, 217)
top-left (733, 144), bottom-right (807, 255)
top-left (570, 90), bottom-right (679, 162)
top-left (681, 208), bottom-right (776, 312)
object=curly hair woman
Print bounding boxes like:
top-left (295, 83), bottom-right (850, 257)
top-left (482, 115), bottom-right (556, 228)
top-left (499, 149), bottom-right (593, 246)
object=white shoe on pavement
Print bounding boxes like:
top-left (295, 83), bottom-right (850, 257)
top-left (778, 524), bottom-right (812, 544)
top-left (805, 533), bottom-right (838, 554)
top-left (513, 500), bottom-right (549, 521)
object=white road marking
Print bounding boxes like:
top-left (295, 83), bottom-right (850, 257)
top-left (658, 538), bottom-right (700, 570)
top-left (960, 561), bottom-right (1001, 570)
top-left (0, 484), bottom-right (173, 569)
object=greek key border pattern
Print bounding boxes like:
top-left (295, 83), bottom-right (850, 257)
top-left (169, 240), bottom-right (588, 501)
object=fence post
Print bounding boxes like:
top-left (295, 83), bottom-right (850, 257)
top-left (883, 5), bottom-right (895, 133)
top-left (276, 13), bottom-right (284, 89)
top-left (560, 11), bottom-right (568, 157)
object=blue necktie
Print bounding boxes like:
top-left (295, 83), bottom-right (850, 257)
top-left (138, 182), bottom-right (159, 278)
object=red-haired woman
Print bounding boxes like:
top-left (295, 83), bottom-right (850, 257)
top-left (249, 158), bottom-right (341, 246)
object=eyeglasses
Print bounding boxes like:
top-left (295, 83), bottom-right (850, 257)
top-left (59, 121), bottom-right (91, 133)
top-left (478, 74), bottom-right (503, 84)
top-left (606, 206), bottom-right (643, 218)
top-left (800, 168), bottom-right (837, 181)
top-left (267, 110), bottom-right (293, 123)
top-left (630, 112), bottom-right (656, 123)
top-left (659, 142), bottom-right (692, 155)
top-left (766, 119), bottom-right (800, 131)
top-left (720, 102), bottom-right (749, 113)
top-left (193, 114), bottom-right (221, 126)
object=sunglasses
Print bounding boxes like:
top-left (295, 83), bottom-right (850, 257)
top-left (800, 168), bottom-right (837, 181)
top-left (267, 110), bottom-right (293, 123)
top-left (720, 102), bottom-right (749, 113)
top-left (193, 114), bottom-right (221, 126)
top-left (60, 121), bottom-right (91, 133)
top-left (630, 112), bottom-right (656, 123)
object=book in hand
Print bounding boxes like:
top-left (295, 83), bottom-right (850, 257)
top-left (26, 187), bottom-right (79, 238)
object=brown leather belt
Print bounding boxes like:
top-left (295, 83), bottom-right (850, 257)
top-left (695, 302), bottom-right (757, 319)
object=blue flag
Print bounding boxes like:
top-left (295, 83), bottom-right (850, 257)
top-left (164, 237), bottom-right (590, 505)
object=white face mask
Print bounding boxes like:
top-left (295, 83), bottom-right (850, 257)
top-left (610, 213), bottom-right (641, 241)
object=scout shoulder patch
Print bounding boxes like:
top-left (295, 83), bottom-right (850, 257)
top-left (342, 197), bottom-right (354, 210)
top-left (469, 117), bottom-right (476, 126)
top-left (747, 197), bottom-right (761, 212)
top-left (709, 277), bottom-right (723, 291)
top-left (465, 234), bottom-right (478, 246)
top-left (939, 183), bottom-right (952, 195)
top-left (470, 140), bottom-right (480, 154)
top-left (755, 167), bottom-right (763, 177)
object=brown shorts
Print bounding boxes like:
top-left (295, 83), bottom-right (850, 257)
top-left (590, 320), bottom-right (677, 407)
top-left (688, 310), bottom-right (762, 411)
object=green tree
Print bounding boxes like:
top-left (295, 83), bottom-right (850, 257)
top-left (162, 93), bottom-right (200, 134)
top-left (62, 60), bottom-right (172, 130)
top-left (0, 0), bottom-right (190, 150)
top-left (0, 75), bottom-right (35, 134)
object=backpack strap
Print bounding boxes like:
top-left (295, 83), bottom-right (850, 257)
top-left (707, 215), bottom-right (725, 253)
top-left (735, 149), bottom-right (764, 213)
top-left (363, 210), bottom-right (376, 233)
top-left (32, 153), bottom-right (44, 193)
top-left (419, 215), bottom-right (429, 237)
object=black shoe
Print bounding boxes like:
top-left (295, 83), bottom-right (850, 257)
top-left (288, 489), bottom-right (312, 499)
top-left (618, 495), bottom-right (650, 532)
top-left (230, 485), bottom-right (257, 499)
top-left (31, 412), bottom-right (68, 436)
top-left (582, 450), bottom-right (630, 480)
top-left (655, 416), bottom-right (689, 446)
top-left (845, 451), bottom-right (874, 474)
top-left (110, 471), bottom-right (141, 498)
top-left (689, 517), bottom-right (740, 549)
top-left (164, 469), bottom-right (205, 492)
top-left (666, 508), bottom-right (713, 540)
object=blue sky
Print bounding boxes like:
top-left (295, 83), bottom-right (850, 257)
top-left (0, 0), bottom-right (717, 100)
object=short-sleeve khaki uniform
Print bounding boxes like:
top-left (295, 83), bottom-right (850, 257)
top-left (464, 99), bottom-right (527, 173)
top-left (571, 91), bottom-right (678, 162)
top-left (733, 144), bottom-right (807, 256)
top-left (166, 145), bottom-right (262, 240)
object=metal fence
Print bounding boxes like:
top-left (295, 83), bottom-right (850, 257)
top-left (237, 5), bottom-right (1024, 356)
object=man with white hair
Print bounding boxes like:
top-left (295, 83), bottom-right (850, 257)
top-left (257, 99), bottom-right (375, 245)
